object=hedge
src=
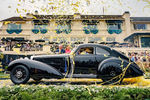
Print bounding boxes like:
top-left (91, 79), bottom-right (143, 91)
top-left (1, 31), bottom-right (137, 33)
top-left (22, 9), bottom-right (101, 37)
top-left (0, 85), bottom-right (150, 100)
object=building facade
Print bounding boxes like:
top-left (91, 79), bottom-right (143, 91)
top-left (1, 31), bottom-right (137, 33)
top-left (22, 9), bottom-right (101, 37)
top-left (0, 11), bottom-right (150, 47)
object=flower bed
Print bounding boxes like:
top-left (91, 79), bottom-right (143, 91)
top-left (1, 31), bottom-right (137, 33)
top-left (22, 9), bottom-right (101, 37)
top-left (0, 85), bottom-right (150, 100)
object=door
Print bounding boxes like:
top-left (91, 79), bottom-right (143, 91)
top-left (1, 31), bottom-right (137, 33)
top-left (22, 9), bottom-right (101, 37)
top-left (73, 46), bottom-right (97, 77)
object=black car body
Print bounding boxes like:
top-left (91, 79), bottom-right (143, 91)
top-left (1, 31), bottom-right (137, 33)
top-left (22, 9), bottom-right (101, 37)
top-left (7, 44), bottom-right (144, 84)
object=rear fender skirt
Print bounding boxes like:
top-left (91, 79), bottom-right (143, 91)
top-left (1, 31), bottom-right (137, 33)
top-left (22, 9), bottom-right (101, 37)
top-left (98, 57), bottom-right (144, 78)
top-left (8, 59), bottom-right (63, 78)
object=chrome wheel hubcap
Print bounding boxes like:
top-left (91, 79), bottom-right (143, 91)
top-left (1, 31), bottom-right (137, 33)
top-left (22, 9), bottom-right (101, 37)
top-left (16, 71), bottom-right (23, 78)
top-left (110, 71), bottom-right (116, 76)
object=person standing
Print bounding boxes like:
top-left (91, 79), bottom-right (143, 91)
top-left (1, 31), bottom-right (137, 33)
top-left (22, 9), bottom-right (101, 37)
top-left (65, 45), bottom-right (71, 54)
top-left (55, 45), bottom-right (65, 54)
top-left (131, 53), bottom-right (135, 62)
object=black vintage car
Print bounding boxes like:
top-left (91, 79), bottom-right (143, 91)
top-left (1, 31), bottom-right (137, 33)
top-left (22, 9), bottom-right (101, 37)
top-left (7, 44), bottom-right (144, 85)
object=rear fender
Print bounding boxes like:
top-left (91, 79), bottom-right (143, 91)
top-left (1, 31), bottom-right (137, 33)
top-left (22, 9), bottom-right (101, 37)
top-left (98, 57), bottom-right (122, 72)
top-left (8, 59), bottom-right (63, 78)
top-left (98, 57), bottom-right (144, 78)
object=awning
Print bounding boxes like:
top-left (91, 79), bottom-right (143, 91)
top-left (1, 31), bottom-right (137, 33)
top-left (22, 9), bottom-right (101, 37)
top-left (74, 42), bottom-right (83, 44)
top-left (14, 37), bottom-right (24, 41)
top-left (1, 37), bottom-right (26, 41)
top-left (5, 38), bottom-right (14, 41)
top-left (99, 42), bottom-right (106, 44)
top-left (109, 42), bottom-right (120, 44)
top-left (1, 38), bottom-right (6, 41)
top-left (35, 39), bottom-right (45, 42)
top-left (119, 43), bottom-right (129, 45)
top-left (106, 20), bottom-right (123, 23)
top-left (88, 41), bottom-right (95, 43)
top-left (33, 20), bottom-right (49, 24)
top-left (49, 42), bottom-right (58, 44)
top-left (124, 33), bottom-right (150, 41)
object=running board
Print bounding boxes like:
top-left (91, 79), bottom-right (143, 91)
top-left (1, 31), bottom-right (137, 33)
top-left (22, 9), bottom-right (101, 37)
top-left (63, 74), bottom-right (97, 78)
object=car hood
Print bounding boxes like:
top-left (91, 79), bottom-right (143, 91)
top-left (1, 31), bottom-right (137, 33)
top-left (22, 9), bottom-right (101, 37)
top-left (31, 54), bottom-right (70, 60)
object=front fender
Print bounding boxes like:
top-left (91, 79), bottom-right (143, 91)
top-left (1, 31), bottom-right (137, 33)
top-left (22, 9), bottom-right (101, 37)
top-left (8, 59), bottom-right (63, 78)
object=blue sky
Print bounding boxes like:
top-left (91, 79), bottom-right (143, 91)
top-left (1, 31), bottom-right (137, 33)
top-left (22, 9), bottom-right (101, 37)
top-left (0, 0), bottom-right (150, 20)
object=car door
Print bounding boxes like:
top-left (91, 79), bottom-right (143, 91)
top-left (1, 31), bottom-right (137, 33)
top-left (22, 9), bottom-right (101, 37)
top-left (34, 57), bottom-right (66, 73)
top-left (73, 46), bottom-right (97, 77)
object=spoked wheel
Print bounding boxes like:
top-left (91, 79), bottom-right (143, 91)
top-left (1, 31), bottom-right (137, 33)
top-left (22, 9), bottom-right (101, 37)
top-left (10, 65), bottom-right (30, 84)
top-left (101, 67), bottom-right (123, 85)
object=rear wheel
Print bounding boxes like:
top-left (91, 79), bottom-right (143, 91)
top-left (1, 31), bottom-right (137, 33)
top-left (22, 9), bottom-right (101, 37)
top-left (10, 65), bottom-right (30, 84)
top-left (102, 69), bottom-right (123, 85)
top-left (100, 63), bottom-right (123, 85)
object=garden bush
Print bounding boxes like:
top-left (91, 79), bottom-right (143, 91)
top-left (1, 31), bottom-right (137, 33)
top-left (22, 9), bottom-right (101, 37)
top-left (0, 85), bottom-right (150, 100)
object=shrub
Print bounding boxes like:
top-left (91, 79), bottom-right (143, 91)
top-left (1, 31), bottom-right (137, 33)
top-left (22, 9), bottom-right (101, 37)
top-left (0, 85), bottom-right (150, 100)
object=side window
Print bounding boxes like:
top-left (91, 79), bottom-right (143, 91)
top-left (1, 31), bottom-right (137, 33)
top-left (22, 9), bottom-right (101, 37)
top-left (78, 47), bottom-right (94, 55)
top-left (96, 47), bottom-right (110, 55)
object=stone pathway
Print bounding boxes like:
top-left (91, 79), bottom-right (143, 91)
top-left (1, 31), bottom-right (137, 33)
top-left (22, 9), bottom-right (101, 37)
top-left (0, 77), bottom-right (150, 88)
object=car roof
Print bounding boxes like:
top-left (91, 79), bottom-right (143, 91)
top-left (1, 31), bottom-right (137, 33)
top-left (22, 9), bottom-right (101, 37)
top-left (78, 43), bottom-right (110, 49)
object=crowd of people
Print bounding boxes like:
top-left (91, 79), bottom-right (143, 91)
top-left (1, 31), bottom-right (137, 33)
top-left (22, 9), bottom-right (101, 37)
top-left (127, 51), bottom-right (150, 71)
top-left (0, 39), bottom-right (150, 63)
top-left (0, 41), bottom-right (149, 72)
top-left (0, 38), bottom-right (146, 54)
top-left (0, 40), bottom-right (43, 51)
top-left (50, 44), bottom-right (72, 54)
top-left (49, 43), bottom-right (150, 62)
top-left (128, 51), bottom-right (150, 62)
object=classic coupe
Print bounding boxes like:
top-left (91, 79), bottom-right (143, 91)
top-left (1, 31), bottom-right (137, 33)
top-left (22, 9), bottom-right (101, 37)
top-left (7, 44), bottom-right (144, 85)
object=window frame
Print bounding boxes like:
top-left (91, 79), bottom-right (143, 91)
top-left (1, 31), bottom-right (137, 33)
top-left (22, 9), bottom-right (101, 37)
top-left (75, 46), bottom-right (96, 55)
top-left (95, 47), bottom-right (110, 56)
top-left (8, 23), bottom-right (22, 29)
top-left (107, 23), bottom-right (121, 30)
top-left (133, 24), bottom-right (147, 30)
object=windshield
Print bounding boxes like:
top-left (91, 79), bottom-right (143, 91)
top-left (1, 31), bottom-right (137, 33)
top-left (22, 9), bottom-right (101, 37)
top-left (70, 46), bottom-right (78, 54)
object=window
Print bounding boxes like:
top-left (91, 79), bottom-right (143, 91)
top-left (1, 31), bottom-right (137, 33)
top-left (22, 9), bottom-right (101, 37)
top-left (83, 24), bottom-right (99, 34)
top-left (34, 24), bottom-right (47, 29)
top-left (55, 20), bottom-right (72, 34)
top-left (52, 37), bottom-right (66, 42)
top-left (106, 37), bottom-right (115, 42)
top-left (88, 37), bottom-right (102, 42)
top-left (78, 47), bottom-right (94, 55)
top-left (108, 23), bottom-right (121, 30)
top-left (32, 24), bottom-right (48, 34)
top-left (82, 20), bottom-right (99, 34)
top-left (106, 21), bottom-right (122, 34)
top-left (57, 24), bottom-right (70, 30)
top-left (96, 47), bottom-right (110, 55)
top-left (141, 37), bottom-right (150, 47)
top-left (8, 24), bottom-right (21, 29)
top-left (134, 24), bottom-right (147, 30)
top-left (7, 24), bottom-right (22, 34)
top-left (71, 37), bottom-right (85, 42)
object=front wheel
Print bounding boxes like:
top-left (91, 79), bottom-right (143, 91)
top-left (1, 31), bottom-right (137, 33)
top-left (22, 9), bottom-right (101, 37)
top-left (10, 65), bottom-right (30, 84)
